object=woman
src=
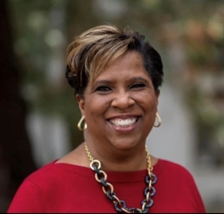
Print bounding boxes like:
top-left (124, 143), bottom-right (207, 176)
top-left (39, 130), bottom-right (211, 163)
top-left (8, 24), bottom-right (206, 213)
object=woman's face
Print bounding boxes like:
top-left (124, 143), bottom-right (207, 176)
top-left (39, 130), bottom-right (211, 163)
top-left (77, 51), bottom-right (159, 153)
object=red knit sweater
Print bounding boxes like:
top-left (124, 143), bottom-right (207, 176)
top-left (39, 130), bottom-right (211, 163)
top-left (7, 159), bottom-right (206, 213)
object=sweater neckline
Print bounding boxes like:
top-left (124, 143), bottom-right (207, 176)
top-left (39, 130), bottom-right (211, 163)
top-left (52, 158), bottom-right (165, 183)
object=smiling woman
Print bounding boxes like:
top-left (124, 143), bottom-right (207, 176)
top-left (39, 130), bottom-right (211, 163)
top-left (78, 51), bottom-right (158, 157)
top-left (7, 24), bottom-right (206, 213)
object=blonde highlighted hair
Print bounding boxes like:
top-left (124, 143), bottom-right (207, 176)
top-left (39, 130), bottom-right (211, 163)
top-left (66, 24), bottom-right (163, 97)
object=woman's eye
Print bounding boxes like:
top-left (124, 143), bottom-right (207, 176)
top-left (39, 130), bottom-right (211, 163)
top-left (131, 83), bottom-right (145, 89)
top-left (95, 86), bottom-right (111, 92)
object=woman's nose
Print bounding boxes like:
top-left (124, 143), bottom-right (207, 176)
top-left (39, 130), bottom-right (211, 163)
top-left (111, 91), bottom-right (135, 109)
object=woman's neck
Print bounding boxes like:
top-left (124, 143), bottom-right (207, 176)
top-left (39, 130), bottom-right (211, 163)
top-left (83, 140), bottom-right (153, 172)
top-left (56, 138), bottom-right (158, 172)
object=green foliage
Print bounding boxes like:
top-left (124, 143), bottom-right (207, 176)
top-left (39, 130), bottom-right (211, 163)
top-left (9, 0), bottom-right (224, 158)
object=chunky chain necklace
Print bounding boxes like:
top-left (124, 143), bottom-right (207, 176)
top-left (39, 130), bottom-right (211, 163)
top-left (84, 143), bottom-right (157, 213)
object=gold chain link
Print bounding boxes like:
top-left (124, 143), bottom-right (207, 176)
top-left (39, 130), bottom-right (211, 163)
top-left (84, 142), bottom-right (153, 213)
top-left (84, 143), bottom-right (94, 162)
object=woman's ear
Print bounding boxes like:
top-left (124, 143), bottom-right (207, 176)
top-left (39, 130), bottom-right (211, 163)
top-left (155, 90), bottom-right (160, 106)
top-left (76, 94), bottom-right (85, 115)
top-left (156, 89), bottom-right (160, 98)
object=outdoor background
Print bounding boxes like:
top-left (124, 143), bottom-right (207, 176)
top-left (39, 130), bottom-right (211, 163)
top-left (1, 0), bottom-right (224, 212)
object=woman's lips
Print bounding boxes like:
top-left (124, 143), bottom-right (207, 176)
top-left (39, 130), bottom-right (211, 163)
top-left (107, 116), bottom-right (140, 132)
top-left (109, 117), bottom-right (138, 127)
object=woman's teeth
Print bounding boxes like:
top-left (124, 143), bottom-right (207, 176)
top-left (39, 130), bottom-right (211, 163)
top-left (109, 117), bottom-right (137, 127)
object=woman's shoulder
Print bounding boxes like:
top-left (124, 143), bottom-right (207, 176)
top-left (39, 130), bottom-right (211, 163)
top-left (24, 160), bottom-right (93, 185)
top-left (154, 158), bottom-right (195, 179)
top-left (154, 159), bottom-right (201, 195)
top-left (151, 159), bottom-right (206, 213)
top-left (26, 160), bottom-right (59, 179)
top-left (7, 160), bottom-right (94, 212)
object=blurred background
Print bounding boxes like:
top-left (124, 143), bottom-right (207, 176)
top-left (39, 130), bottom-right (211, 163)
top-left (1, 0), bottom-right (224, 212)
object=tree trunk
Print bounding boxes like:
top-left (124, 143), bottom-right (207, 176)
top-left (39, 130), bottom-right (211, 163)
top-left (0, 0), bottom-right (37, 212)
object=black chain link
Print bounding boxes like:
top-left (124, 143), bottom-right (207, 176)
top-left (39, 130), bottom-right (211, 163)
top-left (128, 208), bottom-right (142, 213)
top-left (145, 174), bottom-right (157, 185)
top-left (114, 200), bottom-right (127, 212)
top-left (93, 163), bottom-right (157, 213)
top-left (144, 186), bottom-right (156, 197)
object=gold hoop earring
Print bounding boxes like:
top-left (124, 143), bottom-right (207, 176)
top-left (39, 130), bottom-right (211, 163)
top-left (154, 112), bottom-right (162, 127)
top-left (77, 115), bottom-right (87, 131)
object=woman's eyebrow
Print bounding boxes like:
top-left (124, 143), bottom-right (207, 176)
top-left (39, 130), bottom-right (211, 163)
top-left (94, 77), bottom-right (149, 85)
top-left (129, 77), bottom-right (149, 84)
top-left (94, 80), bottom-right (113, 85)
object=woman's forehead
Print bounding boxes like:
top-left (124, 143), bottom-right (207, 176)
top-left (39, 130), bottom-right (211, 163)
top-left (91, 51), bottom-right (144, 77)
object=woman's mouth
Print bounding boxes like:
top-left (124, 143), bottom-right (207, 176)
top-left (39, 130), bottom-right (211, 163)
top-left (109, 117), bottom-right (139, 128)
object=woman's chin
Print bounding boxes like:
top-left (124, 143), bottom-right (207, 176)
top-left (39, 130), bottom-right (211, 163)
top-left (110, 141), bottom-right (141, 151)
